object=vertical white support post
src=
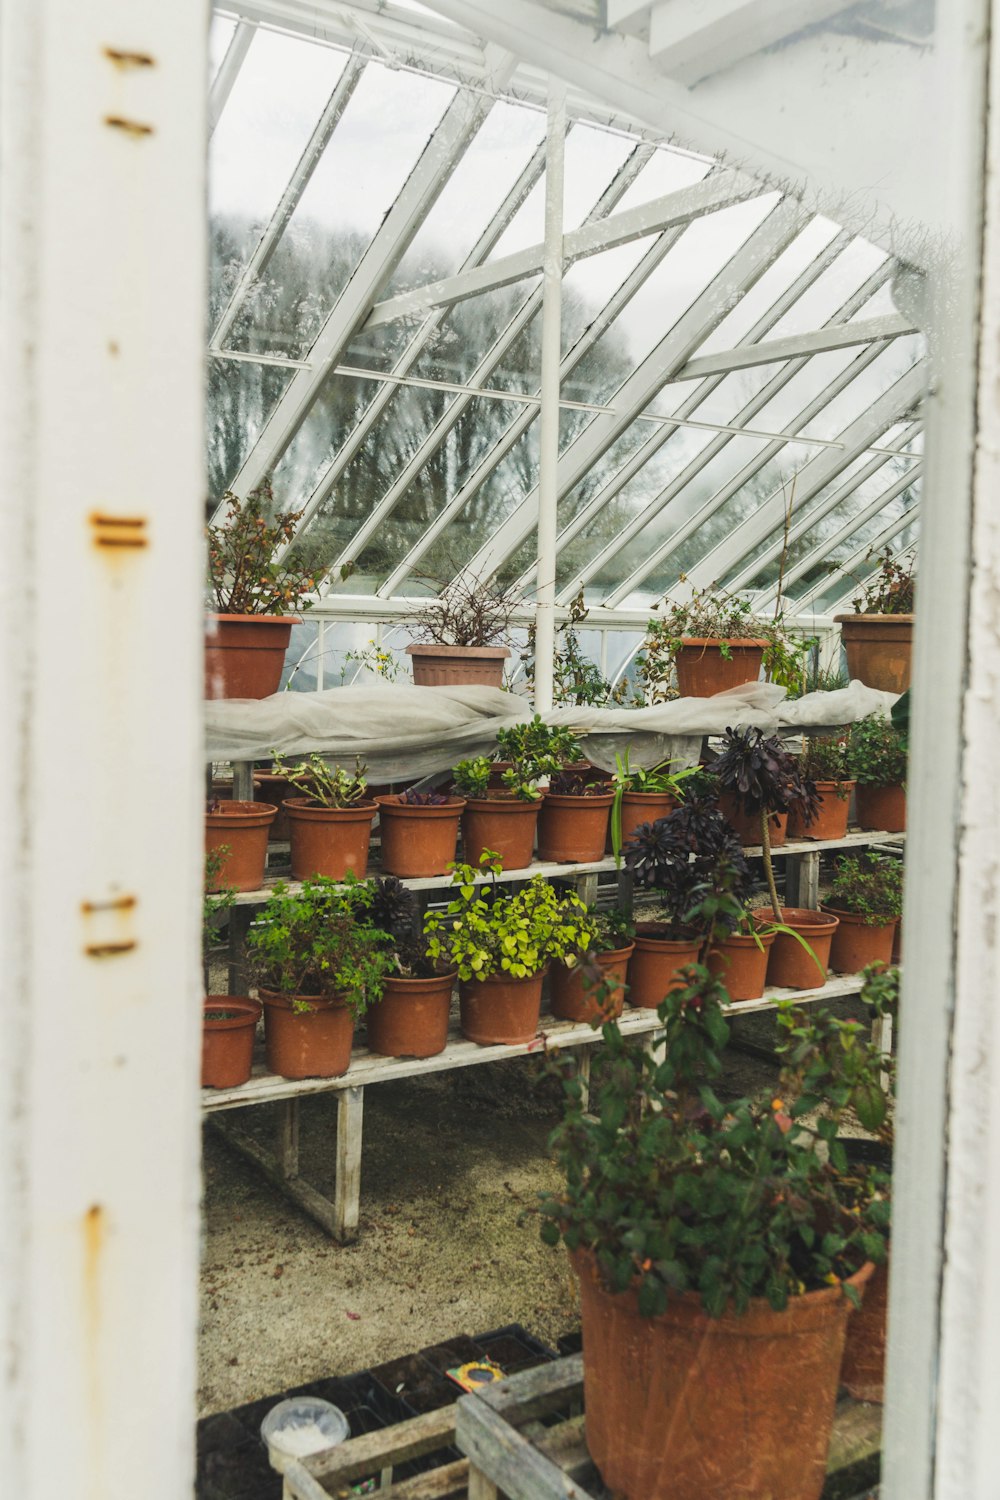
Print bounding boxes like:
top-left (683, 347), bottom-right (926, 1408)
top-left (532, 76), bottom-right (566, 715)
top-left (0, 6), bottom-right (206, 1500)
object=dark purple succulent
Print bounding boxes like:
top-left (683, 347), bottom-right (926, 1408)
top-left (624, 803), bottom-right (750, 930)
top-left (711, 727), bottom-right (819, 825)
top-left (549, 769), bottom-right (605, 796)
top-left (398, 785), bottom-right (449, 806)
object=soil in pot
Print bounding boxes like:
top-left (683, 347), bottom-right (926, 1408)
top-left (285, 799), bottom-right (377, 880)
top-left (627, 923), bottom-right (703, 1010)
top-left (757, 907), bottom-right (839, 990)
top-left (376, 796), bottom-right (465, 877)
top-left (572, 1247), bottom-right (872, 1500)
top-left (459, 971), bottom-right (545, 1045)
top-left (787, 780), bottom-right (855, 841)
top-left (537, 790), bottom-right (613, 863)
top-left (205, 801), bottom-right (277, 893)
top-left (674, 637), bottom-right (768, 698)
top-left (718, 792), bottom-right (787, 848)
top-left (261, 991), bottom-right (355, 1080)
top-left (405, 643), bottom-right (510, 689)
top-left (821, 907), bottom-right (898, 973)
top-left (462, 797), bottom-right (540, 871)
top-left (705, 928), bottom-right (776, 1003)
top-left (364, 973), bottom-right (455, 1059)
top-left (855, 782), bottom-right (906, 833)
top-left (835, 613), bottom-right (914, 694)
top-left (202, 998), bottom-right (261, 1089)
top-left (549, 945), bottom-right (634, 1025)
top-left (205, 614), bottom-right (296, 700)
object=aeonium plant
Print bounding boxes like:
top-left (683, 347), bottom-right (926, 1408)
top-left (623, 796), bottom-right (751, 935)
top-left (206, 481), bottom-right (317, 616)
top-left (247, 876), bottom-right (392, 1016)
top-left (366, 876), bottom-right (444, 978)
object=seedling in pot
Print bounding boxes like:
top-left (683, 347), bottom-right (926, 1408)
top-left (272, 751), bottom-right (369, 808)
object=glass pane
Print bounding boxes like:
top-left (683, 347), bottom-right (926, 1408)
top-left (610, 146), bottom-right (713, 213)
top-left (488, 124), bottom-right (638, 258)
top-left (793, 335), bottom-right (923, 441)
top-left (267, 368), bottom-right (386, 510)
top-left (403, 276), bottom-right (543, 391)
top-left (206, 357), bottom-right (293, 500)
top-left (757, 237), bottom-right (888, 341)
top-left (645, 361), bottom-right (788, 430)
top-left (801, 512), bottom-right (920, 615)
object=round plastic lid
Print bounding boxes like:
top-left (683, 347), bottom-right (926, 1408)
top-left (260, 1397), bottom-right (350, 1471)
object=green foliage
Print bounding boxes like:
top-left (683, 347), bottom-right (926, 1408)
top-left (827, 853), bottom-right (904, 925)
top-left (272, 752), bottom-right (368, 808)
top-left (452, 756), bottom-right (492, 800)
top-left (800, 735), bottom-right (850, 785)
top-left (206, 482), bottom-right (317, 616)
top-left (847, 712), bottom-right (908, 787)
top-left (496, 715), bottom-right (583, 777)
top-left (247, 876), bottom-right (392, 1016)
top-left (203, 847), bottom-right (235, 990)
top-left (609, 751), bottom-right (702, 864)
top-left (852, 546), bottom-right (916, 615)
top-left (860, 961), bottom-right (900, 1024)
top-left (520, 592), bottom-right (613, 706)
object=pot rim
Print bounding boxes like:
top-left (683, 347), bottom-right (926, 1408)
top-left (376, 794), bottom-right (466, 814)
top-left (379, 970), bottom-right (457, 994)
top-left (259, 987), bottom-right (350, 1012)
top-left (834, 612), bottom-right (915, 626)
top-left (460, 966), bottom-right (548, 988)
top-left (206, 800), bottom-right (277, 822)
top-left (634, 921), bottom-right (702, 949)
top-left (203, 997), bottom-right (262, 1028)
top-left (463, 795), bottom-right (541, 813)
top-left (710, 927), bottom-right (777, 950)
top-left (677, 636), bottom-right (770, 649)
top-left (541, 790), bottom-right (615, 806)
top-left (405, 642), bottom-right (510, 659)
top-left (752, 906), bottom-right (840, 934)
top-left (206, 612), bottom-right (300, 625)
top-left (283, 797), bottom-right (377, 818)
top-left (820, 904), bottom-right (899, 929)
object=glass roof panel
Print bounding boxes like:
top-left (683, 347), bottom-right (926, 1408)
top-left (610, 147), bottom-right (713, 212)
top-left (413, 426), bottom-right (541, 583)
top-left (487, 124), bottom-right (638, 258)
top-left (403, 276), bottom-right (544, 391)
top-left (207, 357), bottom-right (294, 500)
top-left (800, 513), bottom-right (920, 614)
top-left (760, 238), bottom-right (889, 340)
top-left (645, 361), bottom-right (788, 428)
top-left (267, 367), bottom-right (387, 509)
top-left (793, 335), bottom-right (923, 440)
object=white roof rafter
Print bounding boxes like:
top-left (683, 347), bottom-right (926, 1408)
top-left (794, 503), bottom-right (921, 615)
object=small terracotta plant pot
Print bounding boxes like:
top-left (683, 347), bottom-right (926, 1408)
top-left (205, 801), bottom-right (277, 893)
top-left (757, 907), bottom-right (839, 990)
top-left (674, 637), bottom-right (768, 698)
top-left (406, 643), bottom-right (510, 688)
top-left (705, 928), bottom-right (776, 1003)
top-left (261, 990), bottom-right (354, 1080)
top-left (821, 907), bottom-right (898, 973)
top-left (618, 790), bottom-right (678, 848)
top-left (549, 945), bottom-right (634, 1024)
top-left (537, 790), bottom-right (613, 863)
top-left (253, 772), bottom-right (304, 842)
top-left (572, 1246), bottom-right (872, 1500)
top-left (205, 613), bottom-right (296, 699)
top-left (718, 792), bottom-right (787, 848)
top-left (202, 997), bottom-right (261, 1089)
top-left (459, 971), bottom-right (545, 1045)
top-left (376, 796), bottom-right (465, 877)
top-left (364, 973), bottom-right (455, 1059)
top-left (462, 797), bottom-right (539, 871)
top-left (855, 782), bottom-right (906, 833)
top-left (787, 780), bottom-right (855, 841)
top-left (836, 613), bottom-right (914, 693)
top-left (627, 923), bottom-right (703, 1010)
top-left (285, 799), bottom-right (377, 880)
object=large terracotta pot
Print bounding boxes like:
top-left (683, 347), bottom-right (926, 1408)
top-left (836, 613), bottom-right (914, 693)
top-left (573, 1247), bottom-right (872, 1500)
top-left (549, 945), bottom-right (634, 1024)
top-left (202, 997), bottom-right (261, 1088)
top-left (616, 790), bottom-right (678, 850)
top-left (205, 801), bottom-right (277, 892)
top-left (285, 798), bottom-right (377, 880)
top-left (376, 796), bottom-right (465, 877)
top-left (406, 643), bottom-right (510, 688)
top-left (462, 797), bottom-right (539, 870)
top-left (855, 782), bottom-right (906, 833)
top-left (364, 973), bottom-right (455, 1059)
top-left (205, 613), bottom-right (296, 699)
top-left (787, 780), bottom-right (854, 841)
top-left (459, 971), bottom-right (545, 1045)
top-left (705, 928), bottom-right (776, 1003)
top-left (537, 790), bottom-right (613, 863)
top-left (627, 924), bottom-right (703, 1010)
top-left (821, 906), bottom-right (898, 973)
top-left (758, 907), bottom-right (839, 990)
top-left (718, 791), bottom-right (787, 848)
top-left (261, 990), bottom-right (354, 1080)
top-left (839, 1138), bottom-right (892, 1403)
top-left (674, 637), bottom-right (767, 698)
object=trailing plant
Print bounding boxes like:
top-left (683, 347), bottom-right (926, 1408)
top-left (539, 965), bottom-right (887, 1316)
top-left (397, 785), bottom-right (449, 806)
top-left (520, 591), bottom-right (613, 706)
top-left (452, 756), bottom-right (492, 801)
top-left (851, 546), bottom-right (916, 615)
top-left (272, 752), bottom-right (369, 808)
top-left (623, 799), bottom-right (751, 933)
top-left (847, 712), bottom-right (908, 787)
top-left (639, 582), bottom-right (815, 698)
top-left (409, 571), bottom-right (521, 648)
top-left (206, 482), bottom-right (317, 616)
top-left (826, 853), bottom-right (904, 925)
top-left (247, 876), bottom-right (392, 1016)
top-left (800, 735), bottom-right (850, 786)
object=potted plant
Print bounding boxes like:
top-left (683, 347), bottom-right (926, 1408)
top-left (456, 717), bottom-right (578, 869)
top-left (205, 482), bottom-right (316, 699)
top-left (788, 735), bottom-right (855, 841)
top-left (202, 848), bottom-right (261, 1088)
top-left (835, 545), bottom-right (915, 693)
top-left (405, 572), bottom-right (519, 688)
top-left (821, 853), bottom-right (903, 972)
top-left (847, 711), bottom-right (907, 832)
top-left (375, 785), bottom-right (466, 878)
top-left (423, 853), bottom-right (592, 1045)
top-left (205, 794), bottom-right (277, 894)
top-left (608, 750), bottom-right (700, 858)
top-left (248, 877), bottom-right (392, 1080)
top-left (540, 966), bottom-right (885, 1500)
top-left (549, 908), bottom-right (635, 1025)
top-left (361, 878), bottom-right (456, 1059)
top-left (275, 753), bottom-right (377, 880)
top-left (642, 584), bottom-right (812, 699)
top-left (537, 765), bottom-right (615, 863)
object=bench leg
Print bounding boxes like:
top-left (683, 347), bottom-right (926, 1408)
top-left (277, 1099), bottom-right (300, 1178)
top-left (576, 1048), bottom-right (592, 1112)
top-left (467, 1469), bottom-right (501, 1500)
top-left (334, 1086), bottom-right (364, 1243)
top-left (786, 849), bottom-right (820, 909)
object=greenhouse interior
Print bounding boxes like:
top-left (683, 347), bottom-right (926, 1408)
top-left (7, 1), bottom-right (1000, 1498)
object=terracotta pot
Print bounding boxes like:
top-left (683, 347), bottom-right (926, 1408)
top-left (757, 907), bottom-right (839, 990)
top-left (705, 928), bottom-right (776, 1003)
top-left (285, 798), bottom-right (377, 880)
top-left (462, 797), bottom-right (539, 871)
top-left (205, 613), bottom-right (296, 699)
top-left (787, 780), bottom-right (855, 841)
top-left (252, 772), bottom-right (303, 842)
top-left (627, 924), bottom-right (703, 1010)
top-left (261, 989), bottom-right (354, 1080)
top-left (718, 791), bottom-right (787, 848)
top-left (364, 972), bottom-right (455, 1059)
top-left (836, 613), bottom-right (914, 693)
top-left (459, 971), bottom-right (545, 1045)
top-left (406, 643), bottom-right (510, 688)
top-left (376, 795), bottom-right (465, 877)
top-left (616, 790), bottom-right (678, 850)
top-left (549, 944), bottom-right (634, 1024)
top-left (821, 906), bottom-right (898, 973)
top-left (855, 782), bottom-right (906, 833)
top-left (537, 790), bottom-right (613, 863)
top-left (573, 1247), bottom-right (872, 1500)
top-left (205, 801), bottom-right (276, 893)
top-left (674, 637), bottom-right (768, 698)
top-left (841, 1258), bottom-right (888, 1403)
top-left (202, 998), bottom-right (261, 1088)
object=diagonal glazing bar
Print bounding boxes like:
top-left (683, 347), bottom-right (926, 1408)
top-left (210, 52), bottom-right (367, 350)
top-left (794, 503), bottom-right (921, 614)
top-left (209, 18), bottom-right (256, 134)
top-left (218, 48), bottom-right (518, 514)
top-left (674, 312), bottom-right (916, 379)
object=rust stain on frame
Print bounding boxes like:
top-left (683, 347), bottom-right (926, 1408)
top-left (103, 115), bottom-right (155, 137)
top-left (82, 1205), bottom-right (106, 1483)
top-left (103, 47), bottom-right (155, 69)
top-left (90, 513), bottom-right (148, 549)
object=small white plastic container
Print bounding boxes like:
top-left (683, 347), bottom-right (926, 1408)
top-left (260, 1396), bottom-right (350, 1473)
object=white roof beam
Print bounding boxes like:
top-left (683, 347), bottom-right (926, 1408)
top-left (675, 312), bottom-right (915, 380)
top-left (208, 18), bottom-right (256, 133)
top-left (645, 0), bottom-right (865, 88)
top-left (793, 504), bottom-right (920, 614)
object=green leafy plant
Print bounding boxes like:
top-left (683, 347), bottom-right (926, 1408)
top-left (520, 591), bottom-right (613, 706)
top-left (800, 735), bottom-right (850, 787)
top-left (639, 583), bottom-right (815, 699)
top-left (852, 546), bottom-right (916, 615)
top-left (247, 876), bottom-right (392, 1016)
top-left (496, 715), bottom-right (583, 782)
top-left (272, 752), bottom-right (368, 808)
top-left (206, 482), bottom-right (317, 616)
top-left (826, 853), bottom-right (904, 925)
top-left (609, 749), bottom-right (701, 864)
top-left (452, 756), bottom-right (492, 800)
top-left (340, 640), bottom-right (401, 683)
top-left (847, 713), bottom-right (907, 787)
top-left (203, 846), bottom-right (235, 992)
